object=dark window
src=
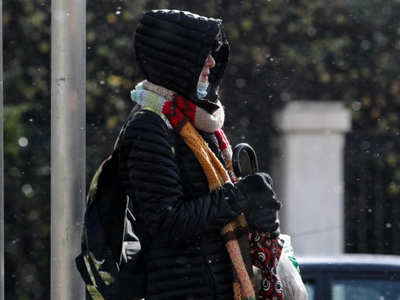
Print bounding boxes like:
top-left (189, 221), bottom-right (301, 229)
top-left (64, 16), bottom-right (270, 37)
top-left (332, 279), bottom-right (400, 300)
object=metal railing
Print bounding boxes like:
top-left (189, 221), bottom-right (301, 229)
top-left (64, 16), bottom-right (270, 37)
top-left (345, 132), bottom-right (400, 255)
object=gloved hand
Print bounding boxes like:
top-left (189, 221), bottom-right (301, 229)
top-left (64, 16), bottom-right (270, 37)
top-left (235, 172), bottom-right (282, 236)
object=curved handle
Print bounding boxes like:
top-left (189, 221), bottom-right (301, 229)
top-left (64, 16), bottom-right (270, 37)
top-left (232, 143), bottom-right (259, 177)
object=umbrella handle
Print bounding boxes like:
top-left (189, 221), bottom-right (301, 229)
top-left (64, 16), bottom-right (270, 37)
top-left (232, 143), bottom-right (259, 177)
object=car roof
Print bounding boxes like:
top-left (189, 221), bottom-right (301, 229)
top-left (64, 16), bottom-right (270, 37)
top-left (296, 253), bottom-right (400, 273)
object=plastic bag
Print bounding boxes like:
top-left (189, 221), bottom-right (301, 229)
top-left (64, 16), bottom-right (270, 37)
top-left (277, 234), bottom-right (308, 300)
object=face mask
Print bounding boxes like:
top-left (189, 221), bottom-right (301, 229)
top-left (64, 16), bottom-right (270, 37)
top-left (197, 81), bottom-right (209, 99)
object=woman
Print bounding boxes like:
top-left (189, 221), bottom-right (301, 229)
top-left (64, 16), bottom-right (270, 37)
top-left (119, 9), bottom-right (282, 300)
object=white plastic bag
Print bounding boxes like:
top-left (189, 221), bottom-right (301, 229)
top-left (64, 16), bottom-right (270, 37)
top-left (277, 234), bottom-right (308, 300)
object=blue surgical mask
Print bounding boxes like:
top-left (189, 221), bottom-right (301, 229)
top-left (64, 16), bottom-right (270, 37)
top-left (197, 81), bottom-right (209, 98)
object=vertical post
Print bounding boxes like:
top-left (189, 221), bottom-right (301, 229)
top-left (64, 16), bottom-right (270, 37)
top-left (0, 0), bottom-right (4, 298)
top-left (51, 0), bottom-right (86, 298)
top-left (273, 101), bottom-right (351, 254)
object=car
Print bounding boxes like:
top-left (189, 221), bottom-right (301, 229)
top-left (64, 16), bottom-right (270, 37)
top-left (296, 254), bottom-right (400, 300)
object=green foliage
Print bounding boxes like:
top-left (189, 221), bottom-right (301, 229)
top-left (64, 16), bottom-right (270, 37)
top-left (206, 0), bottom-right (400, 171)
top-left (4, 0), bottom-right (400, 298)
top-left (3, 1), bottom-right (51, 299)
top-left (4, 104), bottom-right (30, 158)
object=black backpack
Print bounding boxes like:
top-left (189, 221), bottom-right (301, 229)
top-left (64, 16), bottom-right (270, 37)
top-left (75, 107), bottom-right (169, 300)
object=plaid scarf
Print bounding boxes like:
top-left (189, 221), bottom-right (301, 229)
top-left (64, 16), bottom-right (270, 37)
top-left (131, 81), bottom-right (256, 300)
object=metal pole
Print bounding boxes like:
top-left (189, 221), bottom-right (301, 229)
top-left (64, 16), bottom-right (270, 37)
top-left (0, 0), bottom-right (4, 298)
top-left (51, 0), bottom-right (86, 298)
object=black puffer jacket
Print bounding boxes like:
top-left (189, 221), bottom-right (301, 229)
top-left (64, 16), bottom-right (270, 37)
top-left (119, 10), bottom-right (248, 300)
top-left (119, 109), bottom-right (248, 299)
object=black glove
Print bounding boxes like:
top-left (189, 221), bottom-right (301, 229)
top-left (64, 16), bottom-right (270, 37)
top-left (235, 172), bottom-right (282, 236)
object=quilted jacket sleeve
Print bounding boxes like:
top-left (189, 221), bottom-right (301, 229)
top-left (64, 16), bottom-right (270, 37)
top-left (120, 112), bottom-right (249, 243)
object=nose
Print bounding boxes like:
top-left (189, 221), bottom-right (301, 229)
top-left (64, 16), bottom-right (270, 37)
top-left (205, 54), bottom-right (216, 68)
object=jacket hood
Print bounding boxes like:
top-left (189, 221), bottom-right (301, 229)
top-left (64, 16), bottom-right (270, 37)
top-left (134, 9), bottom-right (230, 113)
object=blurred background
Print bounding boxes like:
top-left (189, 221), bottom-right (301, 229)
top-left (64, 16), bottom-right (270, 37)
top-left (3, 0), bottom-right (400, 298)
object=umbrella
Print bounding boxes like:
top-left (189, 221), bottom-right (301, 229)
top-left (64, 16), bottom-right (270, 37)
top-left (233, 143), bottom-right (284, 300)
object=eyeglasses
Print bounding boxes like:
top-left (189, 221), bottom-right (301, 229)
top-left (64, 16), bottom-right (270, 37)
top-left (212, 39), bottom-right (222, 52)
